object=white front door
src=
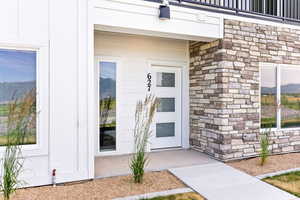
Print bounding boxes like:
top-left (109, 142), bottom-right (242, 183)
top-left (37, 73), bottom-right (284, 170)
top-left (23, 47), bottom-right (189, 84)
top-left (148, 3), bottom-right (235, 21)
top-left (151, 66), bottom-right (182, 149)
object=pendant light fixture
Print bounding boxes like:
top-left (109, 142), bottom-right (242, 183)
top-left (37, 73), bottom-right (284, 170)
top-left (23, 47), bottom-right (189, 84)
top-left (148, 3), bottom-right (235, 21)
top-left (159, 0), bottom-right (170, 20)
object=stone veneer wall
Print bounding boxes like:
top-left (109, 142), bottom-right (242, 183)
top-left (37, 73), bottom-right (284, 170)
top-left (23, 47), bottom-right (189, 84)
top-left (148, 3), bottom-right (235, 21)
top-left (190, 19), bottom-right (300, 161)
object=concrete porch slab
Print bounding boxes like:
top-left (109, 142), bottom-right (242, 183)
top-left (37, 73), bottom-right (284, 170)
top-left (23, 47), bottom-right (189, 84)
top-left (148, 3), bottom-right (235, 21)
top-left (170, 163), bottom-right (298, 200)
top-left (95, 149), bottom-right (217, 178)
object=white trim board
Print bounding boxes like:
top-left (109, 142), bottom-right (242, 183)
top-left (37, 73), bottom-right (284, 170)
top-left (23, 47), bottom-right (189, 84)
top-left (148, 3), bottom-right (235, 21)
top-left (94, 56), bottom-right (121, 157)
top-left (92, 0), bottom-right (223, 42)
top-left (0, 45), bottom-right (49, 158)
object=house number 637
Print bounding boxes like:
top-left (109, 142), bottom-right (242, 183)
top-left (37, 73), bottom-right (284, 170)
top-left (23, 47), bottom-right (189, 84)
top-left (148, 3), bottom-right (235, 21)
top-left (147, 73), bottom-right (152, 92)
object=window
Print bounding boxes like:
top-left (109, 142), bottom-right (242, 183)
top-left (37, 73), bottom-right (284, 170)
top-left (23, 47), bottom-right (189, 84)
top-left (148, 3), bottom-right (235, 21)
top-left (261, 66), bottom-right (277, 129)
top-left (99, 61), bottom-right (116, 151)
top-left (0, 48), bottom-right (37, 145)
top-left (157, 98), bottom-right (175, 112)
top-left (156, 123), bottom-right (175, 138)
top-left (281, 67), bottom-right (300, 128)
top-left (156, 72), bottom-right (175, 87)
top-left (261, 64), bottom-right (300, 129)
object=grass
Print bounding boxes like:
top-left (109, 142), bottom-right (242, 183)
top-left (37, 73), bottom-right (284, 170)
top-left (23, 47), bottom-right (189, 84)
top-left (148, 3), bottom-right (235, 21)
top-left (259, 132), bottom-right (269, 166)
top-left (261, 117), bottom-right (276, 128)
top-left (140, 192), bottom-right (204, 200)
top-left (262, 94), bottom-right (300, 109)
top-left (261, 95), bottom-right (276, 106)
top-left (100, 122), bottom-right (116, 128)
top-left (282, 118), bottom-right (300, 128)
top-left (100, 99), bottom-right (116, 110)
top-left (263, 171), bottom-right (300, 197)
top-left (0, 104), bottom-right (9, 116)
top-left (131, 95), bottom-right (158, 183)
top-left (261, 94), bottom-right (300, 128)
top-left (0, 135), bottom-right (36, 146)
top-left (262, 117), bottom-right (300, 128)
top-left (0, 100), bottom-right (36, 146)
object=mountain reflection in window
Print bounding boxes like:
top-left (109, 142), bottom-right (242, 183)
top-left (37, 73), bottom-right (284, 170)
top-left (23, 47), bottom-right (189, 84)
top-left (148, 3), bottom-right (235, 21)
top-left (261, 66), bottom-right (277, 129)
top-left (99, 61), bottom-right (116, 151)
top-left (281, 67), bottom-right (300, 128)
top-left (0, 49), bottom-right (36, 145)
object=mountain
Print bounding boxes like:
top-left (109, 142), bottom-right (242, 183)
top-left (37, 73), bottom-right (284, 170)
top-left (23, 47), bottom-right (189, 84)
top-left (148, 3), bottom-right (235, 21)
top-left (261, 86), bottom-right (276, 94)
top-left (100, 78), bottom-right (116, 99)
top-left (281, 84), bottom-right (300, 94)
top-left (0, 81), bottom-right (35, 103)
top-left (262, 83), bottom-right (300, 94)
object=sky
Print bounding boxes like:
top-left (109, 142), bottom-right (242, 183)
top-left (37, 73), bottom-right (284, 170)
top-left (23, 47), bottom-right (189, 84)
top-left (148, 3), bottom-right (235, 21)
top-left (100, 61), bottom-right (116, 80)
top-left (0, 49), bottom-right (36, 83)
top-left (281, 67), bottom-right (300, 85)
top-left (262, 67), bottom-right (300, 87)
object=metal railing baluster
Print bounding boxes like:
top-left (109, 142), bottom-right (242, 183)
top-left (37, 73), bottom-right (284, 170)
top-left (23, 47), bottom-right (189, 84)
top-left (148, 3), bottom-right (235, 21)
top-left (159, 0), bottom-right (300, 24)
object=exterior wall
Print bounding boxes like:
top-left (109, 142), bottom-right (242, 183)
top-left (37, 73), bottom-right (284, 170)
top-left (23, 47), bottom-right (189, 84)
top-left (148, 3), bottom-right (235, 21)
top-left (190, 19), bottom-right (300, 161)
top-left (94, 31), bottom-right (189, 155)
top-left (0, 0), bottom-right (224, 187)
top-left (0, 0), bottom-right (50, 187)
top-left (0, 0), bottom-right (91, 186)
top-left (4, 0), bottom-right (300, 187)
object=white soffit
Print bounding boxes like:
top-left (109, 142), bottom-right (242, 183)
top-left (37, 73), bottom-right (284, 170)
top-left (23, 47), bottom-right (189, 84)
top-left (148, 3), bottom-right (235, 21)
top-left (92, 0), bottom-right (224, 42)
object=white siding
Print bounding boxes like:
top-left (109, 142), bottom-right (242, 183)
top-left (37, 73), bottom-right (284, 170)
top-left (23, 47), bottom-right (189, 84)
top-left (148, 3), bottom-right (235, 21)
top-left (49, 0), bottom-right (90, 184)
top-left (0, 0), bottom-right (50, 187)
top-left (0, 0), bottom-right (91, 186)
top-left (94, 31), bottom-right (189, 155)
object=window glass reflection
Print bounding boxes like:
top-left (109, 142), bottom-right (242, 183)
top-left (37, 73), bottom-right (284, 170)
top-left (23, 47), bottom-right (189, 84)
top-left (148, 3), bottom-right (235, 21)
top-left (261, 66), bottom-right (277, 129)
top-left (0, 49), bottom-right (37, 146)
top-left (281, 67), bottom-right (300, 128)
top-left (99, 61), bottom-right (116, 151)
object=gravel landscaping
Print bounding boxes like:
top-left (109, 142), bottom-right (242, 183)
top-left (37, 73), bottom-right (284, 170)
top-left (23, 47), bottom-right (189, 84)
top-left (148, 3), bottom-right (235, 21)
top-left (227, 153), bottom-right (300, 176)
top-left (1, 171), bottom-right (185, 200)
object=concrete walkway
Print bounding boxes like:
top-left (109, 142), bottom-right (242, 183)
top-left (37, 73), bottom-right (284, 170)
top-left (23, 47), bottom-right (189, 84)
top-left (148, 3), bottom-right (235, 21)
top-left (170, 163), bottom-right (298, 200)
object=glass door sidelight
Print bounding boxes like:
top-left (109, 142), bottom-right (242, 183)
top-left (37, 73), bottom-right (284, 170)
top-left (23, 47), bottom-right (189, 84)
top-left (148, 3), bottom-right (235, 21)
top-left (99, 61), bottom-right (117, 152)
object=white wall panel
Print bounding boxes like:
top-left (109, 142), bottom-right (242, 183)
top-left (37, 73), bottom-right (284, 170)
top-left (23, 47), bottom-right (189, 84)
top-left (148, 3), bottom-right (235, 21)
top-left (0, 0), bottom-right (90, 187)
top-left (19, 0), bottom-right (49, 43)
top-left (0, 0), bottom-right (51, 187)
top-left (0, 0), bottom-right (19, 41)
top-left (49, 0), bottom-right (79, 175)
top-left (49, 0), bottom-right (89, 183)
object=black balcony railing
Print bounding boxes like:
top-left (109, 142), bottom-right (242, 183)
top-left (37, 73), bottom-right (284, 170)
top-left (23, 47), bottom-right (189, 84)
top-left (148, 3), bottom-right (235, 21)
top-left (145, 0), bottom-right (300, 24)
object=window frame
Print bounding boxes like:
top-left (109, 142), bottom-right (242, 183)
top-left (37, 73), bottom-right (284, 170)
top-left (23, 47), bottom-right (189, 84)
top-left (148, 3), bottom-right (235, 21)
top-left (94, 56), bottom-right (120, 157)
top-left (0, 45), bottom-right (49, 157)
top-left (260, 63), bottom-right (300, 131)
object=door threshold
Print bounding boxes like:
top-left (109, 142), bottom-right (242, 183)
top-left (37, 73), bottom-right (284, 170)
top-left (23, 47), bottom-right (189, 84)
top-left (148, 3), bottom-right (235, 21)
top-left (150, 146), bottom-right (184, 152)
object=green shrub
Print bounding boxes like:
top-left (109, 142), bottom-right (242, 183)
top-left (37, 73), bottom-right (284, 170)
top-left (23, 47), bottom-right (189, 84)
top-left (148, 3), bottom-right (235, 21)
top-left (130, 95), bottom-right (158, 183)
top-left (260, 130), bottom-right (270, 166)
